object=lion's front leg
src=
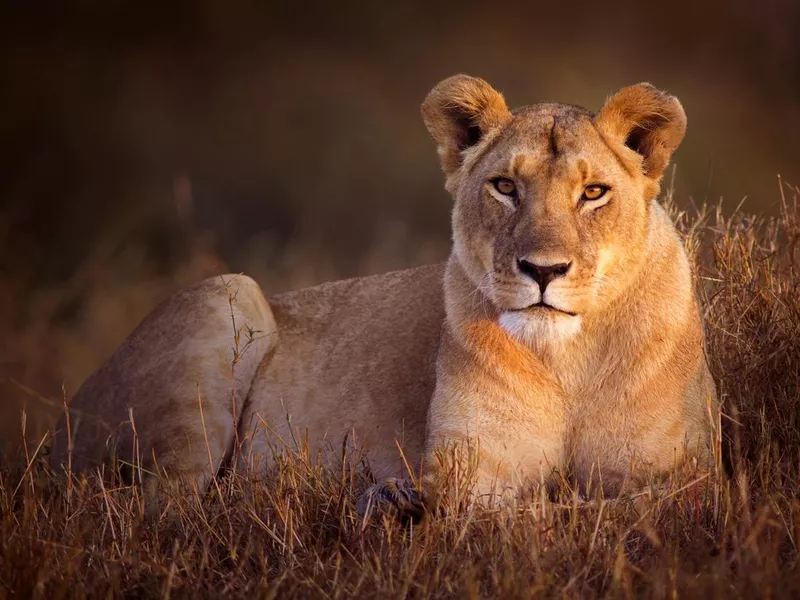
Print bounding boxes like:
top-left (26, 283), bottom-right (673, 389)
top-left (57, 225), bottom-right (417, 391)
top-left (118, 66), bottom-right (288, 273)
top-left (356, 324), bottom-right (569, 523)
top-left (358, 395), bottom-right (566, 523)
top-left (354, 442), bottom-right (516, 525)
top-left (413, 336), bottom-right (569, 516)
top-left (417, 434), bottom-right (550, 515)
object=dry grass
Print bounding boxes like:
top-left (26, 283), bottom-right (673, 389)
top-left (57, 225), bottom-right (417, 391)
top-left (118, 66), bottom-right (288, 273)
top-left (3, 183), bottom-right (800, 598)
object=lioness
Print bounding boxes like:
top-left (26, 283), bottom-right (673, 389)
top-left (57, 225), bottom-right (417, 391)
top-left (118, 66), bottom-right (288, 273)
top-left (51, 75), bottom-right (716, 514)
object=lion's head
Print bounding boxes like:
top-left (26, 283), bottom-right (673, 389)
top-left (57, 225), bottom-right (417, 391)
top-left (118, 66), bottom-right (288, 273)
top-left (422, 75), bottom-right (687, 344)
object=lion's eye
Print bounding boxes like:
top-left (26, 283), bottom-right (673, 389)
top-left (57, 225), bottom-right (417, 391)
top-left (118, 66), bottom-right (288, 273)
top-left (581, 184), bottom-right (609, 202)
top-left (493, 178), bottom-right (517, 197)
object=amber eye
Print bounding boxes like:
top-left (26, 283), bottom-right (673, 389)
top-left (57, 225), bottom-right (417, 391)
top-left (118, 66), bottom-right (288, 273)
top-left (493, 178), bottom-right (517, 196)
top-left (582, 184), bottom-right (609, 202)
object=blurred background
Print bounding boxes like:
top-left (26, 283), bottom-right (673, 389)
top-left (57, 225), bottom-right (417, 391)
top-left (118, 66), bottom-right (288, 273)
top-left (1, 0), bottom-right (798, 457)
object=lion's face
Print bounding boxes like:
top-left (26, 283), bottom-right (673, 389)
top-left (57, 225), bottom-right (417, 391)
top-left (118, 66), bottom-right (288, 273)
top-left (452, 107), bottom-right (653, 342)
top-left (422, 76), bottom-right (686, 344)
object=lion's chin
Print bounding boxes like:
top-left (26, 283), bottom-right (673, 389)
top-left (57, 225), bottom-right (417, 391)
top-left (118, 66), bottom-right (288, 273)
top-left (498, 310), bottom-right (582, 346)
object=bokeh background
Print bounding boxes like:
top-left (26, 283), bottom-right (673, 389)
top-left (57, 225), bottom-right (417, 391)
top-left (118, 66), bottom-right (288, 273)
top-left (1, 0), bottom-right (798, 456)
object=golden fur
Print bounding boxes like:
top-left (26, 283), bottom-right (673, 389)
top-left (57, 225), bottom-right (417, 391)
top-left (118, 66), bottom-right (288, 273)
top-left (51, 75), bottom-right (716, 508)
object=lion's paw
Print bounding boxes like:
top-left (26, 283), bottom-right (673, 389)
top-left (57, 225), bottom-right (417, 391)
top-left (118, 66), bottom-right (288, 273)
top-left (356, 477), bottom-right (426, 525)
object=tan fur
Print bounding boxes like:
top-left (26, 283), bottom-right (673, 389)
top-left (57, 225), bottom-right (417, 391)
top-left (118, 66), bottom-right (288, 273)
top-left (51, 75), bottom-right (716, 505)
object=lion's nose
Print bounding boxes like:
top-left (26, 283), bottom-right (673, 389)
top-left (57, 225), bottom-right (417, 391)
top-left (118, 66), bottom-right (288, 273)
top-left (517, 258), bottom-right (572, 292)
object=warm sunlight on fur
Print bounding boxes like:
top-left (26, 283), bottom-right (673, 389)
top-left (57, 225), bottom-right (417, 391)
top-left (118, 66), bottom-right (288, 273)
top-left (49, 75), bottom-right (717, 519)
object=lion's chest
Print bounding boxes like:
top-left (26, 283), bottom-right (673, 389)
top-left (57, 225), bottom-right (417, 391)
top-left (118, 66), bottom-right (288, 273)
top-left (508, 355), bottom-right (684, 494)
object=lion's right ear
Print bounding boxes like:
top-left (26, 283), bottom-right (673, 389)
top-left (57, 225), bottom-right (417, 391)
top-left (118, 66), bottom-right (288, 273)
top-left (421, 75), bottom-right (511, 177)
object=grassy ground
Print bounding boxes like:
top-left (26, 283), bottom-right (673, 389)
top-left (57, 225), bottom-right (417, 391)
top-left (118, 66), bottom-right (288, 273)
top-left (3, 187), bottom-right (800, 598)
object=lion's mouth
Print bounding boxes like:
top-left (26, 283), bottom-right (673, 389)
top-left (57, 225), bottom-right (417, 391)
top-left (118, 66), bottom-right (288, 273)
top-left (511, 302), bottom-right (578, 317)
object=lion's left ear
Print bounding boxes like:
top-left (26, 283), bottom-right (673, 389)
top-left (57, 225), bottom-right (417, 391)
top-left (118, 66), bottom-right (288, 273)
top-left (595, 83), bottom-right (687, 181)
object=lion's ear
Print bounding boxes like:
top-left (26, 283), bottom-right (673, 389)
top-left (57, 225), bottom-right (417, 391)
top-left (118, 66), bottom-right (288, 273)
top-left (595, 83), bottom-right (687, 181)
top-left (421, 75), bottom-right (512, 176)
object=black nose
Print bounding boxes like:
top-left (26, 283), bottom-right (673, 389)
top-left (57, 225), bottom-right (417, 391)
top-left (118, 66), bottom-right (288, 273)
top-left (517, 259), bottom-right (572, 292)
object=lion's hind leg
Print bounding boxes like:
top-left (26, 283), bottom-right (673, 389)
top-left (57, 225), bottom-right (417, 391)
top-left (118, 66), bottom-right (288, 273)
top-left (50, 274), bottom-right (278, 506)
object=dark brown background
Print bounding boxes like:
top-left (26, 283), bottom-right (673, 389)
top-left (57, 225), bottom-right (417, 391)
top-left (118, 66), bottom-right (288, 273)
top-left (1, 0), bottom-right (798, 454)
